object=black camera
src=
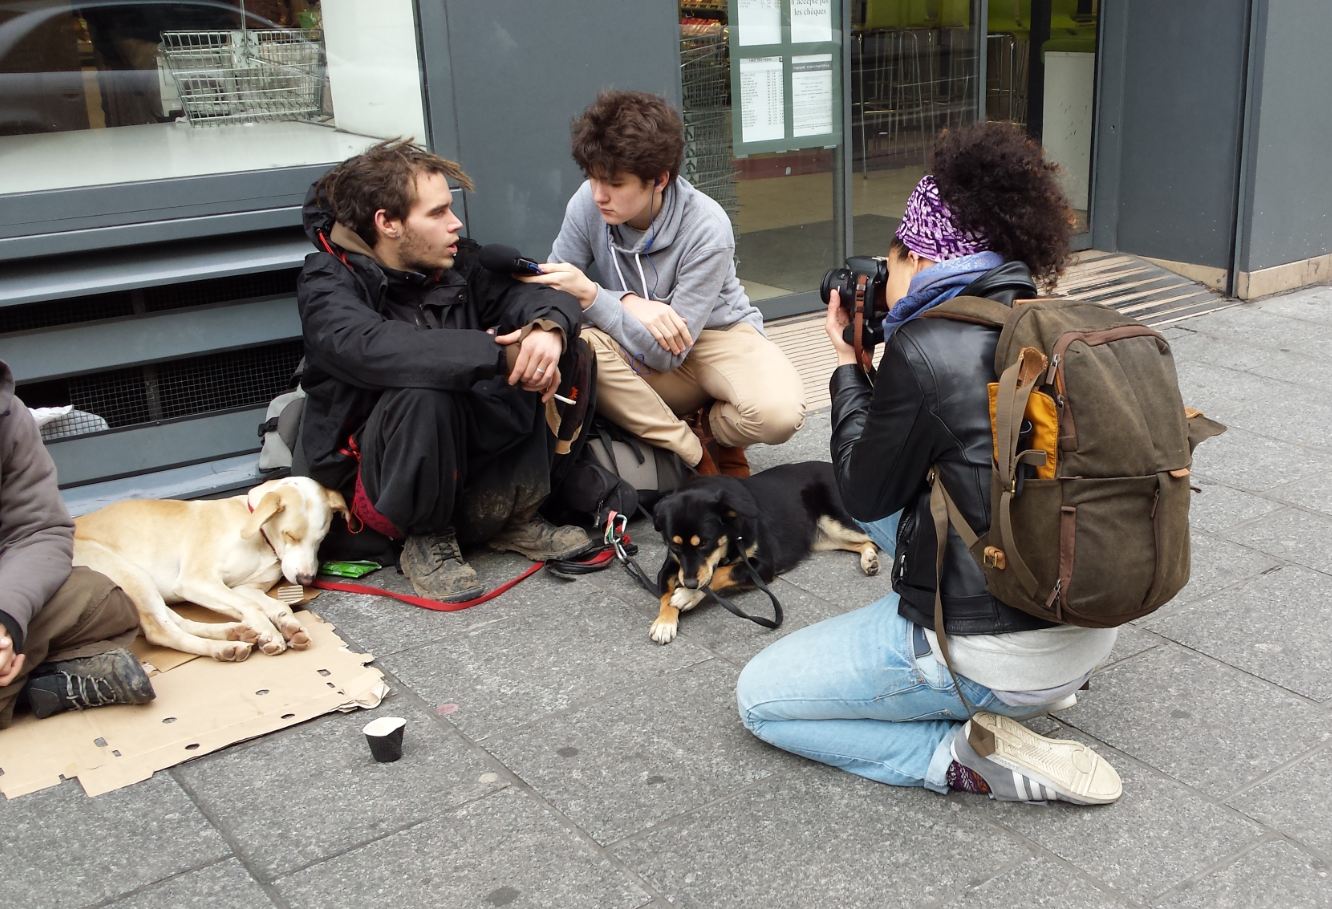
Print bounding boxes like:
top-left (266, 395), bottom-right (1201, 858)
top-left (820, 255), bottom-right (890, 348)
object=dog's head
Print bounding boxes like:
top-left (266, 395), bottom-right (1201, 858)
top-left (243, 477), bottom-right (350, 585)
top-left (653, 478), bottom-right (758, 589)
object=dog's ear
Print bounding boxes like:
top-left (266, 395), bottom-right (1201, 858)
top-left (243, 490), bottom-right (284, 539)
top-left (718, 484), bottom-right (759, 536)
top-left (324, 488), bottom-right (351, 528)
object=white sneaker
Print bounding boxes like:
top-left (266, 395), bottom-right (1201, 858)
top-left (951, 712), bottom-right (1123, 805)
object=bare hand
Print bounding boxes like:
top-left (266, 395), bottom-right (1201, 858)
top-left (495, 326), bottom-right (563, 402)
top-left (0, 634), bottom-right (25, 687)
top-left (515, 262), bottom-right (598, 310)
top-left (824, 291), bottom-right (857, 366)
top-left (622, 295), bottom-right (691, 355)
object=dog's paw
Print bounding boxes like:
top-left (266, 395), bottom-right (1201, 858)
top-left (649, 618), bottom-right (679, 644)
top-left (216, 641), bottom-right (253, 662)
top-left (286, 629), bottom-right (312, 650)
top-left (670, 586), bottom-right (706, 611)
top-left (860, 546), bottom-right (880, 576)
top-left (258, 636), bottom-right (287, 656)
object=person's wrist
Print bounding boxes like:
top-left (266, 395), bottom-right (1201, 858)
top-left (835, 350), bottom-right (858, 367)
top-left (580, 282), bottom-right (599, 310)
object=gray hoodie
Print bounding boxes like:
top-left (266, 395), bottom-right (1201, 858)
top-left (550, 176), bottom-right (764, 373)
top-left (0, 360), bottom-right (74, 651)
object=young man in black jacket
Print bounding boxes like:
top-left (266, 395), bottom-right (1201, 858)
top-left (295, 140), bottom-right (589, 601)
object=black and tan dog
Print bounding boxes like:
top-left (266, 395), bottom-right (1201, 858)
top-left (649, 461), bottom-right (879, 644)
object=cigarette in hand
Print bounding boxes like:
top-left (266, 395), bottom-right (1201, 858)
top-left (552, 393), bottom-right (575, 405)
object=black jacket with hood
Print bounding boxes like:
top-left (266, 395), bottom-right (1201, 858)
top-left (296, 186), bottom-right (582, 493)
top-left (830, 261), bottom-right (1056, 636)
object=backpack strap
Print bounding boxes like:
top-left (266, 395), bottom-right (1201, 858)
top-left (927, 469), bottom-right (980, 717)
top-left (922, 295), bottom-right (1013, 327)
top-left (990, 347), bottom-right (1048, 599)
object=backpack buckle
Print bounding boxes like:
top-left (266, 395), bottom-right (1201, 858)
top-left (983, 546), bottom-right (1007, 570)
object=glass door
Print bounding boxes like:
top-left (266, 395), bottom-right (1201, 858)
top-left (679, 0), bottom-right (847, 319)
top-left (984, 0), bottom-right (1099, 242)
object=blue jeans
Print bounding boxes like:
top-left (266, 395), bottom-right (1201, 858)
top-left (735, 513), bottom-right (1035, 793)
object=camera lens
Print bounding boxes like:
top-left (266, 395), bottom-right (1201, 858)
top-left (820, 267), bottom-right (851, 304)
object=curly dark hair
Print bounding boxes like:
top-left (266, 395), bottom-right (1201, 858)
top-left (927, 122), bottom-right (1073, 288)
top-left (315, 138), bottom-right (474, 248)
top-left (570, 90), bottom-right (685, 184)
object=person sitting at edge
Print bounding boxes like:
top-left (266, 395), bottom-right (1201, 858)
top-left (519, 90), bottom-right (806, 477)
top-left (295, 139), bottom-right (590, 602)
top-left (0, 357), bottom-right (155, 725)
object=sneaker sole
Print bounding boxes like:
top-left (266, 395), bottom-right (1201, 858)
top-left (967, 712), bottom-right (1123, 805)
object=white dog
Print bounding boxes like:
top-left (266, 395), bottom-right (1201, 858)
top-left (72, 477), bottom-right (349, 661)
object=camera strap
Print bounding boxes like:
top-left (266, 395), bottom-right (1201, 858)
top-left (852, 273), bottom-right (876, 377)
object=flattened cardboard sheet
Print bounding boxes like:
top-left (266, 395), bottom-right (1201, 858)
top-left (0, 607), bottom-right (386, 798)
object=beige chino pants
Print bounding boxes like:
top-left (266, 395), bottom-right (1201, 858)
top-left (582, 323), bottom-right (806, 466)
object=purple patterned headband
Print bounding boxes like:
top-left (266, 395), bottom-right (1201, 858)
top-left (895, 175), bottom-right (988, 261)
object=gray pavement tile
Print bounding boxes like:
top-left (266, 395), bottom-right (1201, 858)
top-left (1168, 325), bottom-right (1332, 393)
top-left (0, 776), bottom-right (230, 909)
top-left (610, 765), bottom-right (1030, 909)
top-left (1266, 475), bottom-right (1332, 517)
top-left (960, 727), bottom-right (1264, 905)
top-left (1186, 425), bottom-right (1332, 493)
top-left (1167, 530), bottom-right (1279, 607)
top-left (1141, 564), bottom-right (1332, 701)
top-left (1246, 285), bottom-right (1332, 323)
top-left (1217, 506), bottom-right (1332, 577)
top-left (307, 551), bottom-right (586, 657)
top-left (1058, 643), bottom-right (1328, 795)
top-left (1174, 361), bottom-right (1332, 450)
top-left (1187, 478), bottom-right (1285, 535)
top-left (938, 855), bottom-right (1128, 909)
top-left (1174, 304), bottom-right (1332, 361)
top-left (102, 859), bottom-right (275, 909)
top-left (1103, 622), bottom-right (1165, 667)
top-left (1228, 744), bottom-right (1332, 860)
top-left (173, 704), bottom-right (505, 879)
top-left (670, 577), bottom-right (858, 664)
top-left (780, 543), bottom-right (894, 609)
top-left (483, 659), bottom-right (788, 844)
top-left (274, 787), bottom-right (652, 909)
top-left (1152, 839), bottom-right (1332, 909)
top-left (379, 590), bottom-right (713, 741)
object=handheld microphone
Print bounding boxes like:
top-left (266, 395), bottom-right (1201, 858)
top-left (479, 244), bottom-right (543, 276)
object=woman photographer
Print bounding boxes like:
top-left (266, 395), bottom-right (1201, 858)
top-left (735, 122), bottom-right (1122, 805)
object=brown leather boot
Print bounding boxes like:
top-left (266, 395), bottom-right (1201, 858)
top-left (714, 444), bottom-right (750, 478)
top-left (695, 443), bottom-right (721, 476)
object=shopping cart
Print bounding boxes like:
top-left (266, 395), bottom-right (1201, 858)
top-left (160, 27), bottom-right (325, 126)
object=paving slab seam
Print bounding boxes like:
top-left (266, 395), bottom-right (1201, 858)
top-left (79, 855), bottom-right (253, 909)
top-left (370, 654), bottom-right (678, 906)
top-left (943, 835), bottom-right (1148, 909)
top-left (1222, 740), bottom-right (1332, 803)
top-left (167, 768), bottom-right (295, 907)
top-left (1043, 715), bottom-right (1318, 830)
top-left (1144, 832), bottom-right (1312, 906)
top-left (1132, 636), bottom-right (1330, 709)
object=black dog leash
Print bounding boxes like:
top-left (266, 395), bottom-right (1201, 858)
top-left (546, 511), bottom-right (657, 595)
top-left (699, 536), bottom-right (784, 629)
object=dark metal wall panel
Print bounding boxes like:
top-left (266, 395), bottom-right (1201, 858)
top-left (1240, 0), bottom-right (1332, 272)
top-left (436, 0), bottom-right (682, 258)
top-left (1112, 0), bottom-right (1249, 269)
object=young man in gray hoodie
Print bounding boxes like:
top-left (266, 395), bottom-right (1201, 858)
top-left (521, 91), bottom-right (805, 476)
top-left (0, 360), bottom-right (155, 726)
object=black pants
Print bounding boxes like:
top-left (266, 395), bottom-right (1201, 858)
top-left (334, 385), bottom-right (552, 556)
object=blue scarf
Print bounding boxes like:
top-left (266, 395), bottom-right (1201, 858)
top-left (881, 251), bottom-right (1004, 339)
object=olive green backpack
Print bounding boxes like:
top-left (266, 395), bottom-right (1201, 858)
top-left (922, 296), bottom-right (1226, 676)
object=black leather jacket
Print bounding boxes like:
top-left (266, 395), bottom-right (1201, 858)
top-left (830, 261), bottom-right (1056, 635)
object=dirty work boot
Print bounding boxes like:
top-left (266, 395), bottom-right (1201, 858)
top-left (23, 648), bottom-right (156, 720)
top-left (949, 711), bottom-right (1122, 805)
top-left (714, 443), bottom-right (750, 478)
top-left (399, 529), bottom-right (486, 602)
top-left (487, 513), bottom-right (590, 561)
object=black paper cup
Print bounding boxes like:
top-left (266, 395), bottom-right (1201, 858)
top-left (362, 716), bottom-right (407, 763)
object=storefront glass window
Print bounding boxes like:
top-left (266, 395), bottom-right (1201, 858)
top-left (985, 0), bottom-right (1099, 231)
top-left (0, 0), bottom-right (427, 195)
top-left (680, 0), bottom-right (845, 306)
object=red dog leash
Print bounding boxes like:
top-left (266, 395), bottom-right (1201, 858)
top-left (309, 515), bottom-right (632, 612)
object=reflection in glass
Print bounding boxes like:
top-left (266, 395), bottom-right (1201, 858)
top-left (0, 1), bottom-right (428, 193)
